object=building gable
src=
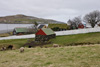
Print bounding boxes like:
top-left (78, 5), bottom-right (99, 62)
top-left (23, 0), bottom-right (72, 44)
top-left (36, 29), bottom-right (46, 35)
top-left (36, 28), bottom-right (55, 35)
top-left (78, 23), bottom-right (84, 29)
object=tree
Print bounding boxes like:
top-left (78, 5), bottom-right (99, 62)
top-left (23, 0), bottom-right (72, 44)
top-left (51, 27), bottom-right (60, 31)
top-left (84, 10), bottom-right (100, 28)
top-left (34, 21), bottom-right (38, 26)
top-left (67, 16), bottom-right (82, 29)
top-left (72, 16), bottom-right (82, 28)
top-left (33, 21), bottom-right (38, 33)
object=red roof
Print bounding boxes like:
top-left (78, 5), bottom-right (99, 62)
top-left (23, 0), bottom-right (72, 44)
top-left (78, 23), bottom-right (84, 29)
top-left (36, 29), bottom-right (46, 35)
top-left (36, 28), bottom-right (55, 35)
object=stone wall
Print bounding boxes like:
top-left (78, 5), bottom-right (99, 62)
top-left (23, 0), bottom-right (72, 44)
top-left (35, 34), bottom-right (56, 41)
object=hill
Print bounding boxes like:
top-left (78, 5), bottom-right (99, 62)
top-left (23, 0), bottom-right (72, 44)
top-left (0, 14), bottom-right (65, 24)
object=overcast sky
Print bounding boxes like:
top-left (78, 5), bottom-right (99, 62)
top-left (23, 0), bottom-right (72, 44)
top-left (0, 0), bottom-right (100, 23)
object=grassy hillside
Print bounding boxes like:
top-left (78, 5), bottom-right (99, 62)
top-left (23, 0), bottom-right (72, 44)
top-left (0, 32), bottom-right (100, 48)
top-left (0, 45), bottom-right (100, 67)
top-left (50, 32), bottom-right (100, 46)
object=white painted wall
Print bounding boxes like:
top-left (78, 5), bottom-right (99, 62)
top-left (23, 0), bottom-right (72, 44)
top-left (55, 27), bottom-right (100, 36)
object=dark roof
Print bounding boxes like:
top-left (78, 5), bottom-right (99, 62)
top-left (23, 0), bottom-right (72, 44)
top-left (38, 25), bottom-right (45, 29)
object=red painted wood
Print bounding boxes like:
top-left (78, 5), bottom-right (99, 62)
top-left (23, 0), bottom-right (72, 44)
top-left (36, 29), bottom-right (46, 35)
top-left (78, 24), bottom-right (84, 29)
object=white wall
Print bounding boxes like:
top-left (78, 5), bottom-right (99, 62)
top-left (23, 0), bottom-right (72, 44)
top-left (55, 27), bottom-right (100, 36)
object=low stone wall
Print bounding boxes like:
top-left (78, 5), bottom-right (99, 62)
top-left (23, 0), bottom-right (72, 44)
top-left (35, 34), bottom-right (56, 41)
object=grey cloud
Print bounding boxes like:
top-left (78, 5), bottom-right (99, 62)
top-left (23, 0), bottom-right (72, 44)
top-left (0, 0), bottom-right (100, 22)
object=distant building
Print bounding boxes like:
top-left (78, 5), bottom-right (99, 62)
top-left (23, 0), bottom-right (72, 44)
top-left (96, 22), bottom-right (100, 27)
top-left (67, 20), bottom-right (85, 29)
top-left (98, 22), bottom-right (100, 27)
top-left (78, 23), bottom-right (85, 29)
top-left (13, 27), bottom-right (36, 35)
top-left (67, 19), bottom-right (72, 25)
top-left (37, 24), bottom-right (48, 29)
top-left (13, 27), bottom-right (28, 35)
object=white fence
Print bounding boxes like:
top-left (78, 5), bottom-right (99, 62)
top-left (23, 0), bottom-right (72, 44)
top-left (0, 34), bottom-right (35, 40)
top-left (55, 27), bottom-right (100, 36)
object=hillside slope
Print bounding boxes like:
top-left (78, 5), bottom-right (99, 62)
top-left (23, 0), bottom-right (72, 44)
top-left (0, 45), bottom-right (100, 67)
top-left (0, 14), bottom-right (65, 24)
top-left (0, 32), bottom-right (100, 48)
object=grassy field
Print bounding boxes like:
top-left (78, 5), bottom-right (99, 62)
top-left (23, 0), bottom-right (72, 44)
top-left (50, 32), bottom-right (100, 46)
top-left (0, 32), bottom-right (100, 48)
top-left (0, 32), bottom-right (12, 37)
top-left (0, 39), bottom-right (28, 49)
top-left (0, 44), bottom-right (100, 67)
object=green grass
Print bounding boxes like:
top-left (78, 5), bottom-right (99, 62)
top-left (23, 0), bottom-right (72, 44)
top-left (0, 32), bottom-right (12, 37)
top-left (0, 39), bottom-right (28, 49)
top-left (0, 45), bottom-right (100, 67)
top-left (48, 24), bottom-right (69, 29)
top-left (50, 32), bottom-right (100, 46)
top-left (0, 32), bottom-right (100, 48)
